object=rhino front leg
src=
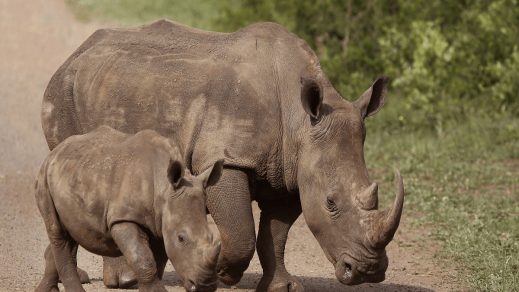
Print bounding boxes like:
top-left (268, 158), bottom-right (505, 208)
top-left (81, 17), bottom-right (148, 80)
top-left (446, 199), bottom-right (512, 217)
top-left (206, 168), bottom-right (256, 285)
top-left (103, 238), bottom-right (167, 287)
top-left (103, 256), bottom-right (137, 288)
top-left (150, 240), bottom-right (168, 280)
top-left (111, 222), bottom-right (167, 292)
top-left (256, 196), bottom-right (303, 292)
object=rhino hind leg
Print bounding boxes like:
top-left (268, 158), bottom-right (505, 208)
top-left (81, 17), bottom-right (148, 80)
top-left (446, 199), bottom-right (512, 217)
top-left (35, 245), bottom-right (59, 292)
top-left (36, 174), bottom-right (85, 291)
top-left (56, 246), bottom-right (90, 284)
top-left (36, 244), bottom-right (90, 292)
top-left (256, 197), bottom-right (304, 292)
top-left (42, 217), bottom-right (85, 291)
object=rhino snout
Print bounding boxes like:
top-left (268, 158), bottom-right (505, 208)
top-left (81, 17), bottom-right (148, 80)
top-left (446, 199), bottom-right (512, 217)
top-left (335, 254), bottom-right (387, 285)
top-left (184, 278), bottom-right (218, 292)
top-left (182, 241), bottom-right (220, 292)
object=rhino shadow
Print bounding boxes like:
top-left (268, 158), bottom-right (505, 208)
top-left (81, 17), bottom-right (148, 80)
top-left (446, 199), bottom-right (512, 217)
top-left (160, 271), bottom-right (434, 292)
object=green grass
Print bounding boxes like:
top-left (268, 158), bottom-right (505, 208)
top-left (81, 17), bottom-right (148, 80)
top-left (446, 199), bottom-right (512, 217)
top-left (365, 114), bottom-right (519, 291)
top-left (64, 2), bottom-right (519, 290)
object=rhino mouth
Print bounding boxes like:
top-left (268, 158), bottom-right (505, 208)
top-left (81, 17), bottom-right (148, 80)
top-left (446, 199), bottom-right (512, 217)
top-left (184, 279), bottom-right (217, 292)
top-left (334, 252), bottom-right (387, 285)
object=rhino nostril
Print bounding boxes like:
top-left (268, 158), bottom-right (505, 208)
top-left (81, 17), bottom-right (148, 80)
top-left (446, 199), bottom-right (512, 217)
top-left (341, 261), bottom-right (353, 281)
top-left (344, 262), bottom-right (352, 271)
top-left (335, 258), bottom-right (357, 284)
top-left (186, 280), bottom-right (197, 292)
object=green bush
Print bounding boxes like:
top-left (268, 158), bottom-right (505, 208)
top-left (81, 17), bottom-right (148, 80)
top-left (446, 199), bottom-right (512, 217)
top-left (68, 0), bottom-right (519, 130)
top-left (217, 0), bottom-right (519, 130)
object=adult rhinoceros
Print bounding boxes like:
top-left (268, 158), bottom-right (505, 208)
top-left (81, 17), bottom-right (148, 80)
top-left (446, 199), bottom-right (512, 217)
top-left (42, 20), bottom-right (404, 291)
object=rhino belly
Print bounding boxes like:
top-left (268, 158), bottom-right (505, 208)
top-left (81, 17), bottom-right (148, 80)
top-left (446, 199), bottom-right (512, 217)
top-left (52, 192), bottom-right (120, 256)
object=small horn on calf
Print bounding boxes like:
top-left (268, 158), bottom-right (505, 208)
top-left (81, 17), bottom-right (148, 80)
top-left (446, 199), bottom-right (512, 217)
top-left (369, 170), bottom-right (405, 248)
top-left (204, 241), bottom-right (221, 268)
top-left (355, 182), bottom-right (379, 210)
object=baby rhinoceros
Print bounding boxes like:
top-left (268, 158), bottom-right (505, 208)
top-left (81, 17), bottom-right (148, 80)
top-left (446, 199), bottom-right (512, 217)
top-left (35, 126), bottom-right (223, 292)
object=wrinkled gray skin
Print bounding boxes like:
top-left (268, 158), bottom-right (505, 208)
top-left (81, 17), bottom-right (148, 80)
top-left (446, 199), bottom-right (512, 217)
top-left (42, 20), bottom-right (404, 291)
top-left (35, 126), bottom-right (222, 292)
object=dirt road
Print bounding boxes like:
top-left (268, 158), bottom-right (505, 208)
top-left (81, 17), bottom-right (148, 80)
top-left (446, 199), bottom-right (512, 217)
top-left (0, 1), bottom-right (462, 291)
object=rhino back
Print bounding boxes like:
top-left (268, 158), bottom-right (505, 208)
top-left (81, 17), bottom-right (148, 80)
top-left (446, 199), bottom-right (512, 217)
top-left (44, 20), bottom-right (321, 185)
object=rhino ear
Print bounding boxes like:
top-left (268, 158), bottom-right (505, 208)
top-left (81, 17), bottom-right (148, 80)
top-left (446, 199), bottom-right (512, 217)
top-left (199, 159), bottom-right (224, 188)
top-left (167, 159), bottom-right (185, 189)
top-left (300, 77), bottom-right (323, 121)
top-left (354, 77), bottom-right (388, 119)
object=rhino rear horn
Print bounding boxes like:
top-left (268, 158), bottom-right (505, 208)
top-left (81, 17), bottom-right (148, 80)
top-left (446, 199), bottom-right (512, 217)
top-left (354, 182), bottom-right (379, 210)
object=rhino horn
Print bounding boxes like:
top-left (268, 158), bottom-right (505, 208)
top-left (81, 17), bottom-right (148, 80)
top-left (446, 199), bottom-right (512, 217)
top-left (204, 241), bottom-right (221, 269)
top-left (354, 182), bottom-right (379, 210)
top-left (368, 170), bottom-right (404, 247)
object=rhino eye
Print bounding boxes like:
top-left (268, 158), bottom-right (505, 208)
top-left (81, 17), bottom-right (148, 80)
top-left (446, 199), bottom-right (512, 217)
top-left (325, 196), bottom-right (338, 212)
top-left (177, 232), bottom-right (188, 244)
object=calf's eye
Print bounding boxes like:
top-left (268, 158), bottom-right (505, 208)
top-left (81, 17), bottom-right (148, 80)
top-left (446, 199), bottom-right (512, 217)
top-left (325, 195), bottom-right (338, 212)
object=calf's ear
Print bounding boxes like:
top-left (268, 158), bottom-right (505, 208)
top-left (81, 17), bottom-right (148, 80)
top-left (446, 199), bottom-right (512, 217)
top-left (300, 77), bottom-right (323, 121)
top-left (199, 159), bottom-right (224, 188)
top-left (167, 159), bottom-right (185, 189)
top-left (354, 77), bottom-right (388, 119)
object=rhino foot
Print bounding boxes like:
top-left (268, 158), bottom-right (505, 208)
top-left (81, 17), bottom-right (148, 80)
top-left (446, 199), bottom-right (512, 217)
top-left (77, 267), bottom-right (90, 284)
top-left (35, 281), bottom-right (59, 292)
top-left (57, 267), bottom-right (90, 284)
top-left (256, 274), bottom-right (304, 292)
top-left (103, 256), bottom-right (137, 289)
top-left (139, 280), bottom-right (168, 292)
top-left (217, 266), bottom-right (244, 286)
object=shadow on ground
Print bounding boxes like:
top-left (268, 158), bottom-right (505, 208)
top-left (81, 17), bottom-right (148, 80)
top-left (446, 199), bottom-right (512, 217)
top-left (158, 271), bottom-right (434, 292)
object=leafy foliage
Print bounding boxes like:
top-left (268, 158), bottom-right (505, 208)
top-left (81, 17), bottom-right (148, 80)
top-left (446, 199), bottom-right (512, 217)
top-left (217, 0), bottom-right (519, 129)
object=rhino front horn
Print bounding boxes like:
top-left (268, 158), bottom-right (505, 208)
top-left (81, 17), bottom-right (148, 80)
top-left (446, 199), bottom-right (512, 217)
top-left (204, 241), bottom-right (221, 269)
top-left (369, 170), bottom-right (404, 247)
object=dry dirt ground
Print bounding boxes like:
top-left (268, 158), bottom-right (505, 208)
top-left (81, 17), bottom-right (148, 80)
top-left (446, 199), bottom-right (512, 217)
top-left (0, 1), bottom-right (464, 291)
